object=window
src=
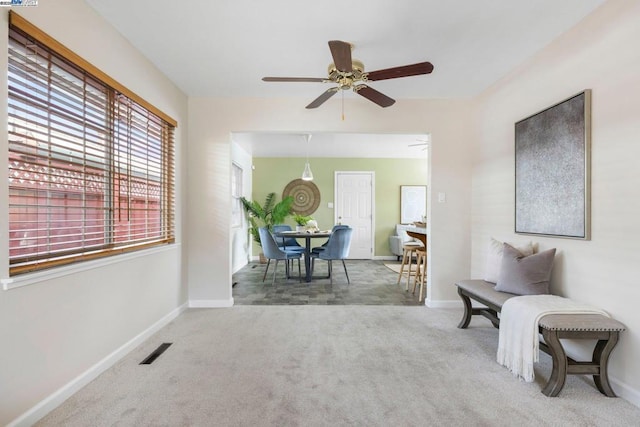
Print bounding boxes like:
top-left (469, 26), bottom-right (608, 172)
top-left (7, 13), bottom-right (176, 276)
top-left (231, 163), bottom-right (243, 227)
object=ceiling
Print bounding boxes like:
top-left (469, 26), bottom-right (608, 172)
top-left (232, 133), bottom-right (429, 158)
top-left (84, 0), bottom-right (605, 100)
top-left (84, 0), bottom-right (605, 157)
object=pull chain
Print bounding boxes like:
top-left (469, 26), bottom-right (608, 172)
top-left (341, 90), bottom-right (345, 121)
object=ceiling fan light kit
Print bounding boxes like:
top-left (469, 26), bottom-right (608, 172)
top-left (262, 40), bottom-right (434, 110)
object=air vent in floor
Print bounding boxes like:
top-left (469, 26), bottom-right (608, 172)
top-left (140, 343), bottom-right (172, 365)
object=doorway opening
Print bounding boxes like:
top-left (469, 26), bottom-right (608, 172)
top-left (231, 132), bottom-right (430, 305)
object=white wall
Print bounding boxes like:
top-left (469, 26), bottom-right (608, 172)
top-left (0, 1), bottom-right (188, 425)
top-left (471, 0), bottom-right (640, 405)
top-left (187, 97), bottom-right (473, 307)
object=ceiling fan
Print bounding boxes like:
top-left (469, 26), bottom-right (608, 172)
top-left (262, 40), bottom-right (434, 109)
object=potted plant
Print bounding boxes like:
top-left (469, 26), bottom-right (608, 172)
top-left (292, 213), bottom-right (313, 232)
top-left (240, 192), bottom-right (294, 261)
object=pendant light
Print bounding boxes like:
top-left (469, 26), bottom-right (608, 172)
top-left (301, 134), bottom-right (314, 181)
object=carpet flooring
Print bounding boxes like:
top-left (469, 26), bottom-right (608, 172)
top-left (36, 306), bottom-right (640, 426)
top-left (232, 260), bottom-right (422, 305)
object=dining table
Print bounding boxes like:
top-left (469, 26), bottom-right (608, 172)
top-left (274, 230), bottom-right (332, 282)
top-left (405, 225), bottom-right (427, 246)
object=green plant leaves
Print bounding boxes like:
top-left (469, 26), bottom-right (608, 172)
top-left (240, 192), bottom-right (294, 246)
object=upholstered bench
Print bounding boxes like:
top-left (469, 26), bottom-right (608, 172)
top-left (455, 280), bottom-right (626, 397)
top-left (538, 314), bottom-right (625, 397)
top-left (456, 280), bottom-right (516, 329)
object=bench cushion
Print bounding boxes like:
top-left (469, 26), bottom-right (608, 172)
top-left (455, 279), bottom-right (518, 308)
top-left (539, 314), bottom-right (626, 331)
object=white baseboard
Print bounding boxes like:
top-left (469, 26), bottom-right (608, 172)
top-left (611, 377), bottom-right (640, 409)
top-left (189, 298), bottom-right (234, 308)
top-left (8, 303), bottom-right (188, 427)
top-left (425, 299), bottom-right (461, 309)
top-left (232, 260), bottom-right (248, 274)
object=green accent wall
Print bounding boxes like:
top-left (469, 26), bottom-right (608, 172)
top-left (251, 157), bottom-right (428, 257)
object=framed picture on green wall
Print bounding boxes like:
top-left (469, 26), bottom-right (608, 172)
top-left (400, 185), bottom-right (426, 224)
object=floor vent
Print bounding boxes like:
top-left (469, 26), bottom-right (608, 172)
top-left (140, 343), bottom-right (172, 365)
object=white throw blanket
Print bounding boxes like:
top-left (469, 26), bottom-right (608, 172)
top-left (497, 295), bottom-right (608, 382)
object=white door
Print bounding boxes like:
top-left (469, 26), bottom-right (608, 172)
top-left (335, 172), bottom-right (374, 259)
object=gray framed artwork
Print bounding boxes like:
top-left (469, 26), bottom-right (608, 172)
top-left (515, 90), bottom-right (591, 239)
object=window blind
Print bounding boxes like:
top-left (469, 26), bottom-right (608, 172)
top-left (7, 17), bottom-right (175, 275)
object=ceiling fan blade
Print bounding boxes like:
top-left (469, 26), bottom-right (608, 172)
top-left (306, 88), bottom-right (339, 109)
top-left (262, 77), bottom-right (328, 83)
top-left (328, 40), bottom-right (353, 73)
top-left (354, 85), bottom-right (395, 108)
top-left (366, 62), bottom-right (434, 81)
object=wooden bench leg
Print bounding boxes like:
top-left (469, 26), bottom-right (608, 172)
top-left (541, 329), bottom-right (567, 397)
top-left (540, 328), bottom-right (622, 397)
top-left (488, 311), bottom-right (500, 329)
top-left (593, 332), bottom-right (619, 397)
top-left (457, 287), bottom-right (473, 329)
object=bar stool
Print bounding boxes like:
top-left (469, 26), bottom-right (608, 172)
top-left (397, 242), bottom-right (421, 290)
top-left (412, 248), bottom-right (427, 302)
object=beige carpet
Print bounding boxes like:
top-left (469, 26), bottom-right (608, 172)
top-left (37, 306), bottom-right (640, 426)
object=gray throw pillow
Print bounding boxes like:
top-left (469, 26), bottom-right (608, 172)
top-left (495, 243), bottom-right (556, 295)
top-left (483, 237), bottom-right (534, 283)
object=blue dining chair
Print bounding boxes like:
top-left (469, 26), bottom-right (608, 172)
top-left (258, 227), bottom-right (302, 286)
top-left (272, 224), bottom-right (305, 272)
top-left (311, 224), bottom-right (350, 255)
top-left (272, 224), bottom-right (305, 253)
top-left (310, 227), bottom-right (353, 285)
